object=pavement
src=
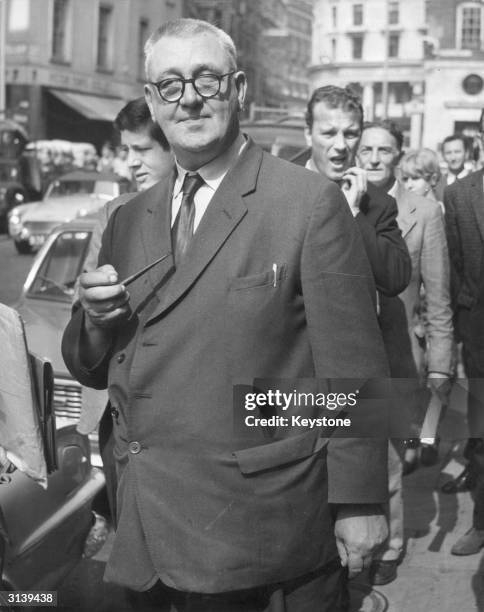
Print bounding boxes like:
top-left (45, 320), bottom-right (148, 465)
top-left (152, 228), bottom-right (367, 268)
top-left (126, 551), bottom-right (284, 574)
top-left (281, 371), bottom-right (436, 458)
top-left (351, 381), bottom-right (484, 612)
top-left (57, 382), bottom-right (484, 612)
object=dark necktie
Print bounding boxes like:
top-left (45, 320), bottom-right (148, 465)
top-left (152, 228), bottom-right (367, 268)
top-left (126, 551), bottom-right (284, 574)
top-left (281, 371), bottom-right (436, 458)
top-left (173, 172), bottom-right (204, 264)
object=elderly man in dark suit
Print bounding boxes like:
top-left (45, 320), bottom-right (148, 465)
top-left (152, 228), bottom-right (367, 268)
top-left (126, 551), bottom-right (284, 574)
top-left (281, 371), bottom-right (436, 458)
top-left (62, 18), bottom-right (389, 611)
top-left (445, 151), bottom-right (484, 555)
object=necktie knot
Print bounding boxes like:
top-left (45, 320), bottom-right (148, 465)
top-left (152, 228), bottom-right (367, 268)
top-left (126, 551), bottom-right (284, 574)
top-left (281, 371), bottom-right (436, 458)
top-left (182, 172), bottom-right (204, 199)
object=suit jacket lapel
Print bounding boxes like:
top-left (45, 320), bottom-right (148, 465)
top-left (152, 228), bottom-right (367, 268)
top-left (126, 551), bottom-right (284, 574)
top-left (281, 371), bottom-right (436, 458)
top-left (145, 139), bottom-right (262, 325)
top-left (394, 182), bottom-right (417, 237)
top-left (137, 171), bottom-right (176, 306)
top-left (469, 170), bottom-right (484, 242)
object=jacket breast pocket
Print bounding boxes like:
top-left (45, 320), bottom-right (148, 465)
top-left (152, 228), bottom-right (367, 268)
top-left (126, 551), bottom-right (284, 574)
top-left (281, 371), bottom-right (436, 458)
top-left (229, 265), bottom-right (287, 291)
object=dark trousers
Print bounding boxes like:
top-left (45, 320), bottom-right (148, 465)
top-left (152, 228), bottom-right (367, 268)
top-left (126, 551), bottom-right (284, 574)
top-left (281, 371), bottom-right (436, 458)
top-left (99, 406), bottom-right (118, 525)
top-left (460, 310), bottom-right (484, 529)
top-left (127, 561), bottom-right (348, 612)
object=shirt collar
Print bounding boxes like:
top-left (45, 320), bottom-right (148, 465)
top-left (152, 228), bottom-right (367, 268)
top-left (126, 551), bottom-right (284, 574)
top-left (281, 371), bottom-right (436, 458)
top-left (174, 132), bottom-right (247, 196)
top-left (386, 177), bottom-right (398, 197)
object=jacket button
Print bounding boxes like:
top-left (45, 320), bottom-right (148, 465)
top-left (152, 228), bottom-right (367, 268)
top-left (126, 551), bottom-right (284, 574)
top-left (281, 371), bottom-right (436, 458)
top-left (128, 441), bottom-right (141, 454)
top-left (117, 353), bottom-right (126, 363)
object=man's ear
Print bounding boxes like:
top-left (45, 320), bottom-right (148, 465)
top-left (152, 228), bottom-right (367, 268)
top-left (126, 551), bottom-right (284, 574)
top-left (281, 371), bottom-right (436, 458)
top-left (234, 71), bottom-right (247, 111)
top-left (304, 126), bottom-right (313, 148)
top-left (144, 85), bottom-right (156, 122)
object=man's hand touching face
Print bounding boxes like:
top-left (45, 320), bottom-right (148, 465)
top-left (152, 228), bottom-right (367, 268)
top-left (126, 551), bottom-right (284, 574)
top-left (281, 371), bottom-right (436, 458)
top-left (341, 166), bottom-right (368, 216)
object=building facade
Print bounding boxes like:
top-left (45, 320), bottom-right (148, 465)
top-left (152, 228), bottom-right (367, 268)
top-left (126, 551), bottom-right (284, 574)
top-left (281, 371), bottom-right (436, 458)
top-left (4, 0), bottom-right (182, 148)
top-left (310, 0), bottom-right (484, 150)
top-left (186, 0), bottom-right (313, 113)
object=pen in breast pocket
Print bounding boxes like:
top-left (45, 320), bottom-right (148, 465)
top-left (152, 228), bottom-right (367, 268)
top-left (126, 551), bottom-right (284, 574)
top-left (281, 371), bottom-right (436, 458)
top-left (272, 263), bottom-right (278, 287)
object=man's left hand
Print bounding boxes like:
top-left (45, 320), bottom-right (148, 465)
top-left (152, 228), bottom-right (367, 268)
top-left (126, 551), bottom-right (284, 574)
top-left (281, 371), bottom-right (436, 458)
top-left (334, 504), bottom-right (388, 578)
top-left (341, 167), bottom-right (367, 216)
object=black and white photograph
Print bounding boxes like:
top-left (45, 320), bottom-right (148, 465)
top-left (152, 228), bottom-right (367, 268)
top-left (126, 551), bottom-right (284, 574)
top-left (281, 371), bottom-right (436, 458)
top-left (1, 1), bottom-right (484, 610)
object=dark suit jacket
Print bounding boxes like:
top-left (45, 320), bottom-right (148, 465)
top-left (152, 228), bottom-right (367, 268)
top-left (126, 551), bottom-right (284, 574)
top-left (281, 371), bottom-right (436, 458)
top-left (444, 169), bottom-right (484, 315)
top-left (62, 140), bottom-right (389, 593)
top-left (355, 183), bottom-right (411, 297)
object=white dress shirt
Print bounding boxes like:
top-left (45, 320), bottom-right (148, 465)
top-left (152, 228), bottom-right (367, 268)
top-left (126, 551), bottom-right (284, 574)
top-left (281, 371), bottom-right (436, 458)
top-left (172, 133), bottom-right (247, 231)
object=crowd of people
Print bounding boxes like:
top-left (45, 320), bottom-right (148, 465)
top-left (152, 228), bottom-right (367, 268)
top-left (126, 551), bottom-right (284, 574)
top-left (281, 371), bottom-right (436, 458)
top-left (61, 17), bottom-right (484, 612)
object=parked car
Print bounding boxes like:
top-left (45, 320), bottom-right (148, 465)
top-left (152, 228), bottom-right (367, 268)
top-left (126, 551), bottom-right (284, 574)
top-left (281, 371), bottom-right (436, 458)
top-left (8, 170), bottom-right (131, 254)
top-left (0, 156), bottom-right (42, 233)
top-left (0, 215), bottom-right (110, 592)
top-left (1, 425), bottom-right (105, 592)
top-left (0, 315), bottom-right (104, 593)
top-left (14, 216), bottom-right (103, 467)
top-left (240, 116), bottom-right (308, 160)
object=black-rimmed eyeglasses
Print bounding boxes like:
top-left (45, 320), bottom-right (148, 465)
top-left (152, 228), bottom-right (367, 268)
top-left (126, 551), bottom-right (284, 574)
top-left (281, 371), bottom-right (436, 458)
top-left (148, 71), bottom-right (236, 103)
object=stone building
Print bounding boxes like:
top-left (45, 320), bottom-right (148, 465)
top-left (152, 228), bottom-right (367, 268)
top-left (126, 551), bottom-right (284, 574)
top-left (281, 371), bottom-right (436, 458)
top-left (186, 0), bottom-right (313, 112)
top-left (4, 0), bottom-right (182, 147)
top-left (310, 0), bottom-right (484, 149)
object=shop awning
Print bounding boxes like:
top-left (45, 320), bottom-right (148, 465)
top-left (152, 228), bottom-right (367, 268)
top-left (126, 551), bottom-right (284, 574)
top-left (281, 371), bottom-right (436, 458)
top-left (48, 89), bottom-right (126, 121)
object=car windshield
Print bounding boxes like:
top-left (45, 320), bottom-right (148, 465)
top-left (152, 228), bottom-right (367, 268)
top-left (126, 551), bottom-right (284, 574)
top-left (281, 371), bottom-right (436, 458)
top-left (45, 179), bottom-right (118, 199)
top-left (0, 161), bottom-right (18, 182)
top-left (28, 230), bottom-right (91, 301)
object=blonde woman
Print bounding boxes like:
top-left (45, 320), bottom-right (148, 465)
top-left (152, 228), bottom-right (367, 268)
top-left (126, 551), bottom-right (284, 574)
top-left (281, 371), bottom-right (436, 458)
top-left (400, 148), bottom-right (452, 467)
top-left (400, 148), bottom-right (443, 211)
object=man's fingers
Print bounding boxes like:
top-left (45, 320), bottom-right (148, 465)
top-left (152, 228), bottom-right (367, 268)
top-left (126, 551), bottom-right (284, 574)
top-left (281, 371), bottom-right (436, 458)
top-left (85, 305), bottom-right (131, 329)
top-left (80, 264), bottom-right (119, 288)
top-left (347, 551), bottom-right (364, 578)
top-left (336, 539), bottom-right (348, 568)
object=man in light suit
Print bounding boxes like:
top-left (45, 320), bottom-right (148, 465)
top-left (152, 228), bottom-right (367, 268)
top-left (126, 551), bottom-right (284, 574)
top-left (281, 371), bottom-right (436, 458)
top-left (62, 19), bottom-right (389, 611)
top-left (357, 121), bottom-right (453, 583)
top-left (445, 151), bottom-right (484, 555)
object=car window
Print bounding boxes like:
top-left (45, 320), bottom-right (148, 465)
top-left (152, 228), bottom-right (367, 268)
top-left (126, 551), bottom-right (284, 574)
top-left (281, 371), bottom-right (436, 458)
top-left (93, 180), bottom-right (117, 198)
top-left (46, 179), bottom-right (96, 198)
top-left (28, 231), bottom-right (91, 301)
top-left (0, 162), bottom-right (18, 182)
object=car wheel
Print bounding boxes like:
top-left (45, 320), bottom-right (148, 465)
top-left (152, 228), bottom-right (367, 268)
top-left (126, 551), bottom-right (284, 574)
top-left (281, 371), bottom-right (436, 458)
top-left (14, 240), bottom-right (32, 255)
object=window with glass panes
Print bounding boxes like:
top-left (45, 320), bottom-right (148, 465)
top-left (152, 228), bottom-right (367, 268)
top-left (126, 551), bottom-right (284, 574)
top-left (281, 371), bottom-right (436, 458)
top-left (52, 0), bottom-right (69, 61)
top-left (388, 33), bottom-right (399, 57)
top-left (138, 18), bottom-right (149, 78)
top-left (461, 6), bottom-right (482, 49)
top-left (388, 1), bottom-right (399, 25)
top-left (352, 35), bottom-right (363, 59)
top-left (97, 5), bottom-right (113, 70)
top-left (353, 4), bottom-right (363, 25)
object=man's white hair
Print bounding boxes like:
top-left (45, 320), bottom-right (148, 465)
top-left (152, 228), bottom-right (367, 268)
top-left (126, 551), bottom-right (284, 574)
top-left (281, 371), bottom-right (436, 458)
top-left (144, 18), bottom-right (238, 79)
